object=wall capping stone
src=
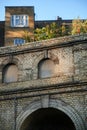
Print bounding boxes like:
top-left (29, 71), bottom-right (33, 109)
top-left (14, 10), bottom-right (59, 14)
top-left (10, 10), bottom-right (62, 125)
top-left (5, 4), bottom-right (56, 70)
top-left (0, 34), bottom-right (87, 56)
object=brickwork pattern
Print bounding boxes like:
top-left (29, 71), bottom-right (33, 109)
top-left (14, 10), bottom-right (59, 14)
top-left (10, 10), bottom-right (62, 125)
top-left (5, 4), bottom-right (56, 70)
top-left (5, 6), bottom-right (34, 46)
top-left (0, 35), bottom-right (87, 130)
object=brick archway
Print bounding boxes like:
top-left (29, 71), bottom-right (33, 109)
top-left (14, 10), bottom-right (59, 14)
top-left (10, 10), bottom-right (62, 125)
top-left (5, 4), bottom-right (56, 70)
top-left (16, 98), bottom-right (86, 130)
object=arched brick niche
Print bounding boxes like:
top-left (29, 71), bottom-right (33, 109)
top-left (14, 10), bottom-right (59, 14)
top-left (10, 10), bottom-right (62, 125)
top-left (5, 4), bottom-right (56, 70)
top-left (16, 98), bottom-right (86, 130)
top-left (2, 63), bottom-right (18, 83)
top-left (38, 58), bottom-right (57, 78)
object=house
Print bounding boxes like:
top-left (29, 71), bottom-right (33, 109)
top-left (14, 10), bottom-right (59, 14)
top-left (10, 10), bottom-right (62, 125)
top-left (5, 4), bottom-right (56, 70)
top-left (0, 6), bottom-right (72, 47)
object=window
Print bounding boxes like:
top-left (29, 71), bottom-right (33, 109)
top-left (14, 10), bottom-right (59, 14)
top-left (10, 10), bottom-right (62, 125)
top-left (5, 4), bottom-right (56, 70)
top-left (14, 38), bottom-right (25, 45)
top-left (11, 15), bottom-right (28, 27)
top-left (2, 64), bottom-right (18, 83)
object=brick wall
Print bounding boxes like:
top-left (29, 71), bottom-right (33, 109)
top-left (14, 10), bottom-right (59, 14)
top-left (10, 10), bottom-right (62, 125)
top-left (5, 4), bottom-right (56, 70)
top-left (5, 6), bottom-right (34, 46)
top-left (0, 35), bottom-right (87, 130)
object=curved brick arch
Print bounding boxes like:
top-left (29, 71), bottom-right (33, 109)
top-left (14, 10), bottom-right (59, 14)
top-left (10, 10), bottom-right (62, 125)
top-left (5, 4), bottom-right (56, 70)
top-left (32, 51), bottom-right (51, 79)
top-left (1, 56), bottom-right (23, 73)
top-left (33, 49), bottom-right (52, 69)
top-left (1, 57), bottom-right (23, 82)
top-left (33, 52), bottom-right (45, 69)
top-left (16, 98), bottom-right (86, 130)
top-left (33, 50), bottom-right (59, 75)
top-left (2, 63), bottom-right (18, 83)
top-left (1, 57), bottom-right (20, 69)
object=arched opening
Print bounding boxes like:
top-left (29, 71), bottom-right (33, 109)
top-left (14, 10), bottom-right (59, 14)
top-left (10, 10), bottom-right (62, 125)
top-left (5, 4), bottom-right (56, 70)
top-left (2, 63), bottom-right (18, 83)
top-left (20, 108), bottom-right (76, 130)
top-left (38, 58), bottom-right (56, 78)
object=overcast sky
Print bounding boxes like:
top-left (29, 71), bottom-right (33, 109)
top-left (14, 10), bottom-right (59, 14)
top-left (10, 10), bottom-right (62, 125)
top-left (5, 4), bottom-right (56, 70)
top-left (0, 0), bottom-right (87, 21)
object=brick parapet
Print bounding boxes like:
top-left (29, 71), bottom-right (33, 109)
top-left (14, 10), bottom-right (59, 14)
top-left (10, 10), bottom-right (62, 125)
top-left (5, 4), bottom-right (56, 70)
top-left (0, 34), bottom-right (87, 56)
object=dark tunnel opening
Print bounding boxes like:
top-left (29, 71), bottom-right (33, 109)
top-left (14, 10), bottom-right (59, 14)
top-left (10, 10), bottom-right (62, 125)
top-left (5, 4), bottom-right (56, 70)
top-left (20, 107), bottom-right (76, 130)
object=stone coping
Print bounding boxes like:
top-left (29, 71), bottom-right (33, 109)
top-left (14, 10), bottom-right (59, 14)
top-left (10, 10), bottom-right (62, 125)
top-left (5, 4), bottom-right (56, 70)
top-left (0, 76), bottom-right (73, 93)
top-left (0, 34), bottom-right (87, 56)
top-left (0, 75), bottom-right (87, 95)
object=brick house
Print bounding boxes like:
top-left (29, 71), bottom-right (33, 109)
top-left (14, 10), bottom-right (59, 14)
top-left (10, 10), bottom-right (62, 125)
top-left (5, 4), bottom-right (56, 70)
top-left (0, 6), bottom-right (72, 47)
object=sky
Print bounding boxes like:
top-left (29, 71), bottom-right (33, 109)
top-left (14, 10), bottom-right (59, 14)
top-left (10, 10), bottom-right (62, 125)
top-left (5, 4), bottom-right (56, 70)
top-left (0, 0), bottom-right (87, 21)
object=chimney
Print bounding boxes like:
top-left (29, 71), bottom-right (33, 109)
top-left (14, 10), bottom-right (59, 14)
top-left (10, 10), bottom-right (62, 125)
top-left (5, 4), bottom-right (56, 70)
top-left (57, 16), bottom-right (62, 20)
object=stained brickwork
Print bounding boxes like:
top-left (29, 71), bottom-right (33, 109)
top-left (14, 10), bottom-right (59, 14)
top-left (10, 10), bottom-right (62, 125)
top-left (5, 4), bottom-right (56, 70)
top-left (0, 34), bottom-right (87, 130)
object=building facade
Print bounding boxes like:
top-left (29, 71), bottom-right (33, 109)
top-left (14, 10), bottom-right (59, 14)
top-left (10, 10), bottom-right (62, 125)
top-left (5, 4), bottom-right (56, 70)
top-left (0, 34), bottom-right (87, 130)
top-left (0, 6), bottom-right (87, 130)
top-left (0, 6), bottom-right (72, 47)
top-left (4, 6), bottom-right (35, 46)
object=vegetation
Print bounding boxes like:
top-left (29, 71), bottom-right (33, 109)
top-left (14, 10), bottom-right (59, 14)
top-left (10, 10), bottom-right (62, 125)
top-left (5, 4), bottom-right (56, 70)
top-left (22, 30), bottom-right (34, 42)
top-left (22, 18), bottom-right (87, 42)
top-left (22, 30), bottom-right (31, 42)
top-left (71, 18), bottom-right (87, 35)
top-left (34, 22), bottom-right (71, 41)
top-left (34, 22), bottom-right (60, 41)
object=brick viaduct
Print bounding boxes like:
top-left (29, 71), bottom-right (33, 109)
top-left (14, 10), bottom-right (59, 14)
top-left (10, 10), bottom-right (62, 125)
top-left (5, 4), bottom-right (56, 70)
top-left (0, 34), bottom-right (87, 130)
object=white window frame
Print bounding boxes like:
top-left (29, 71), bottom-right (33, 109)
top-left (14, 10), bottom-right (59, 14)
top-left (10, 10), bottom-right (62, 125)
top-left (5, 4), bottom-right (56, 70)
top-left (11, 15), bottom-right (28, 27)
top-left (14, 38), bottom-right (25, 45)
